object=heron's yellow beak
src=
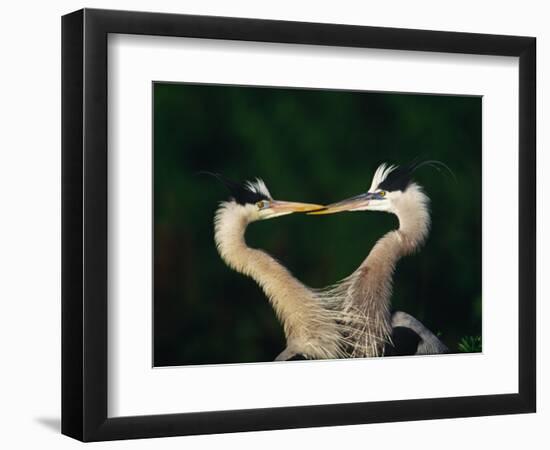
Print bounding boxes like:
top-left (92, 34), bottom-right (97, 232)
top-left (307, 193), bottom-right (371, 215)
top-left (260, 200), bottom-right (325, 220)
top-left (270, 200), bottom-right (325, 214)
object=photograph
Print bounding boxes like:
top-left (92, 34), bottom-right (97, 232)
top-left (153, 82), bottom-right (482, 367)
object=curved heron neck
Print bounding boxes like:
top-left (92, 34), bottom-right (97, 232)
top-left (368, 184), bottom-right (430, 264)
top-left (345, 185), bottom-right (430, 356)
top-left (213, 203), bottom-right (332, 347)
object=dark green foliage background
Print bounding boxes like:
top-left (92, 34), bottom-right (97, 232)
top-left (154, 82), bottom-right (481, 366)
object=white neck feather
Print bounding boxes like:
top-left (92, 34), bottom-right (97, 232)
top-left (391, 183), bottom-right (431, 254)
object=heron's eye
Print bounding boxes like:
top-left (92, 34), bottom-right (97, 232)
top-left (379, 190), bottom-right (386, 197)
top-left (256, 200), bottom-right (270, 210)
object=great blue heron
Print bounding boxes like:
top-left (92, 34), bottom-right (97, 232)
top-left (311, 161), bottom-right (450, 357)
top-left (211, 174), bottom-right (345, 360)
top-left (210, 168), bottom-right (447, 360)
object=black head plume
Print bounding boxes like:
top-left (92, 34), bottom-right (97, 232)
top-left (199, 171), bottom-right (271, 205)
top-left (376, 160), bottom-right (454, 192)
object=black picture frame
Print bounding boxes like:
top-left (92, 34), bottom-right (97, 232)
top-left (62, 8), bottom-right (536, 442)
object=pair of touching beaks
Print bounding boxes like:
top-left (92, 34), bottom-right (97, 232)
top-left (272, 192), bottom-right (378, 215)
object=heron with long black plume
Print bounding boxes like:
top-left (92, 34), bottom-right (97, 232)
top-left (207, 173), bottom-right (347, 361)
top-left (310, 160), bottom-right (451, 357)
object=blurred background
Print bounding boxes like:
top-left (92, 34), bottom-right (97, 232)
top-left (153, 82), bottom-right (481, 367)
